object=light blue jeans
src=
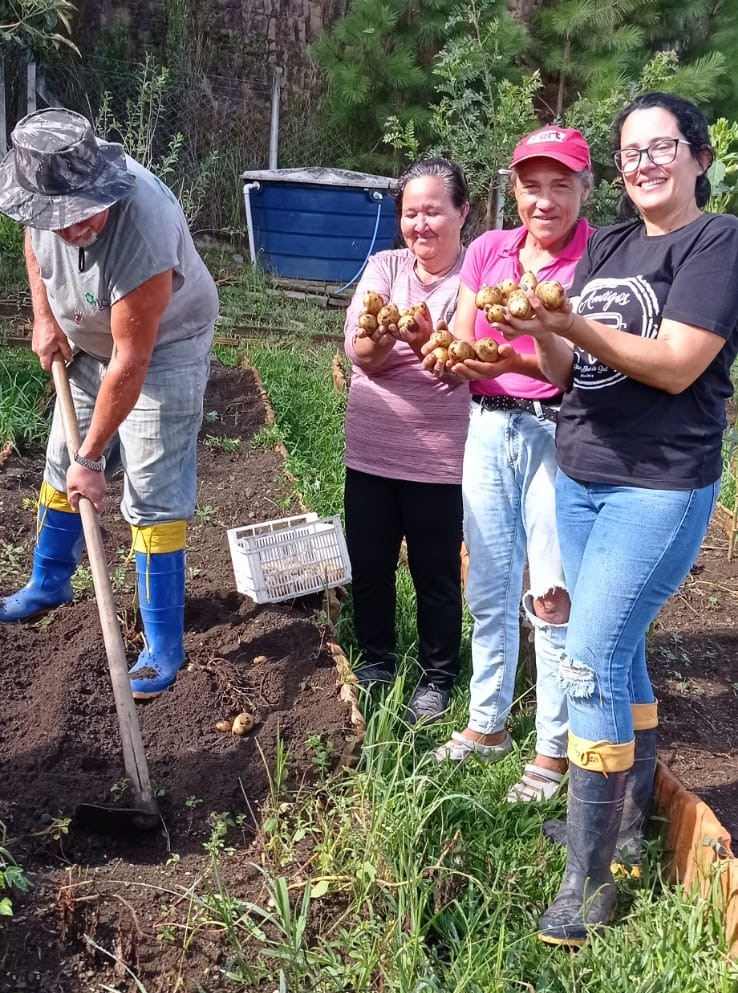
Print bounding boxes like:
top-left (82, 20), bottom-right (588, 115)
top-left (45, 351), bottom-right (210, 526)
top-left (463, 403), bottom-right (568, 758)
top-left (556, 470), bottom-right (719, 744)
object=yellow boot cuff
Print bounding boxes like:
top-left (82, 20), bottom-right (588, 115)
top-left (39, 481), bottom-right (74, 514)
top-left (632, 702), bottom-right (658, 731)
top-left (567, 733), bottom-right (635, 773)
top-left (131, 521), bottom-right (187, 554)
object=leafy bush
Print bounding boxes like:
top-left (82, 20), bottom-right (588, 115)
top-left (0, 215), bottom-right (24, 257)
top-left (0, 823), bottom-right (29, 918)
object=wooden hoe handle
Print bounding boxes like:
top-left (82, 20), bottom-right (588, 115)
top-left (51, 357), bottom-right (158, 816)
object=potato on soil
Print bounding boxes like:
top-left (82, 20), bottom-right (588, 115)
top-left (232, 711), bottom-right (257, 736)
top-left (497, 278), bottom-right (519, 302)
top-left (519, 271), bottom-right (538, 293)
top-left (362, 290), bottom-right (385, 315)
top-left (447, 339), bottom-right (476, 362)
top-left (377, 302), bottom-right (401, 326)
top-left (507, 290), bottom-right (534, 320)
top-left (429, 328), bottom-right (453, 349)
top-left (476, 285), bottom-right (504, 309)
top-left (484, 303), bottom-right (508, 325)
top-left (536, 279), bottom-right (566, 311)
top-left (474, 337), bottom-right (499, 362)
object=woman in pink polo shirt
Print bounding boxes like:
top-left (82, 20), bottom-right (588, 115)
top-left (431, 128), bottom-right (594, 803)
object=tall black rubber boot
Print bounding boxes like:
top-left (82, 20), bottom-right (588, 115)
top-left (543, 726), bottom-right (658, 877)
top-left (538, 763), bottom-right (627, 947)
top-left (612, 727), bottom-right (658, 875)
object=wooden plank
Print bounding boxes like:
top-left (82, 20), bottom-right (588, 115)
top-left (654, 761), bottom-right (737, 958)
top-left (264, 275), bottom-right (353, 309)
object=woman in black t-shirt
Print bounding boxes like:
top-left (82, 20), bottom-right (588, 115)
top-left (503, 93), bottom-right (738, 948)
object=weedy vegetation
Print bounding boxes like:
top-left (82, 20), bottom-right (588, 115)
top-left (0, 822), bottom-right (30, 918)
top-left (0, 350), bottom-right (50, 450)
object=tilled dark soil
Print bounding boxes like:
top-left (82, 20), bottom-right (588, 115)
top-left (0, 360), bottom-right (356, 992)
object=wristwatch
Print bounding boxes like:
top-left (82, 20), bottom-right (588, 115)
top-left (74, 451), bottom-right (107, 472)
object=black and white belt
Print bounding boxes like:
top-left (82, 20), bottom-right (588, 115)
top-left (471, 393), bottom-right (563, 424)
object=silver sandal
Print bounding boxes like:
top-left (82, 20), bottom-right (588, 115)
top-left (505, 762), bottom-right (566, 803)
top-left (431, 731), bottom-right (513, 763)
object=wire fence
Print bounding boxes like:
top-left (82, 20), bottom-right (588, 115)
top-left (36, 55), bottom-right (274, 234)
top-left (4, 52), bottom-right (408, 239)
top-left (1, 53), bottom-right (344, 237)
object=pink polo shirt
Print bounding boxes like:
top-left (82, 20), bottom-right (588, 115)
top-left (460, 218), bottom-right (595, 400)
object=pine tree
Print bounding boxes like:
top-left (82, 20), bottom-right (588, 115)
top-left (309, 0), bottom-right (455, 173)
top-left (526, 0), bottom-right (731, 119)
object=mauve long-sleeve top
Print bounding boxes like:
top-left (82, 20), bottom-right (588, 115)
top-left (343, 248), bottom-right (469, 485)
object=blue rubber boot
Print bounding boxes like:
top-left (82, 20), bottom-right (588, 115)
top-left (0, 493), bottom-right (84, 622)
top-left (128, 549), bottom-right (186, 700)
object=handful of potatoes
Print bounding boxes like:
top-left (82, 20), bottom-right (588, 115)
top-left (356, 291), bottom-right (499, 366)
top-left (427, 324), bottom-right (500, 366)
top-left (356, 291), bottom-right (432, 338)
top-left (476, 271), bottom-right (567, 325)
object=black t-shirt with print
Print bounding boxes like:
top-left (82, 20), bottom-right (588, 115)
top-left (557, 212), bottom-right (738, 489)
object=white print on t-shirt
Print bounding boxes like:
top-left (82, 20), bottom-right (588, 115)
top-left (573, 275), bottom-right (659, 389)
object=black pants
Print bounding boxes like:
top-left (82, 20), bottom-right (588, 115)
top-left (344, 467), bottom-right (462, 691)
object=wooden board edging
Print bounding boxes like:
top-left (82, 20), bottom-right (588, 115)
top-left (654, 760), bottom-right (737, 958)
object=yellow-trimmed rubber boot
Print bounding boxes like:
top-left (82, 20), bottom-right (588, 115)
top-left (0, 484), bottom-right (83, 622)
top-left (127, 523), bottom-right (186, 701)
top-left (612, 704), bottom-right (658, 876)
top-left (538, 736), bottom-right (632, 947)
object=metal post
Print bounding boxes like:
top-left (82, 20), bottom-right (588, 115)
top-left (26, 58), bottom-right (37, 115)
top-left (0, 55), bottom-right (6, 155)
top-left (269, 67), bottom-right (283, 170)
top-left (495, 169), bottom-right (510, 229)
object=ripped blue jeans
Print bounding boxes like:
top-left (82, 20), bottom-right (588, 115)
top-left (463, 404), bottom-right (567, 757)
top-left (556, 470), bottom-right (718, 744)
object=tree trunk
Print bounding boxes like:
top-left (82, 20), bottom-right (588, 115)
top-left (556, 36), bottom-right (571, 119)
top-left (0, 53), bottom-right (6, 155)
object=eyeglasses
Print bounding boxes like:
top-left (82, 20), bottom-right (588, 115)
top-left (613, 138), bottom-right (692, 175)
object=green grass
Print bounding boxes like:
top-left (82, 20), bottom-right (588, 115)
top-left (0, 350), bottom-right (50, 450)
top-left (239, 344), bottom-right (346, 517)
top-left (161, 689), bottom-right (738, 992)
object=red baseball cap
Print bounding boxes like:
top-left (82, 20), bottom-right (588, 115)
top-left (510, 126), bottom-right (591, 171)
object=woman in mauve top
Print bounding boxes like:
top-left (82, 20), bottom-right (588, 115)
top-left (343, 157), bottom-right (470, 726)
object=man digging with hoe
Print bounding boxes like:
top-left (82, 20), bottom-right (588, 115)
top-left (0, 107), bottom-right (218, 700)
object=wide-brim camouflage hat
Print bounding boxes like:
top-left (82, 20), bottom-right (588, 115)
top-left (0, 107), bottom-right (136, 229)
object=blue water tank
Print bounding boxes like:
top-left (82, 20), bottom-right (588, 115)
top-left (241, 167), bottom-right (398, 285)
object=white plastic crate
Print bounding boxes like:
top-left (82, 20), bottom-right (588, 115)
top-left (227, 512), bottom-right (352, 604)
